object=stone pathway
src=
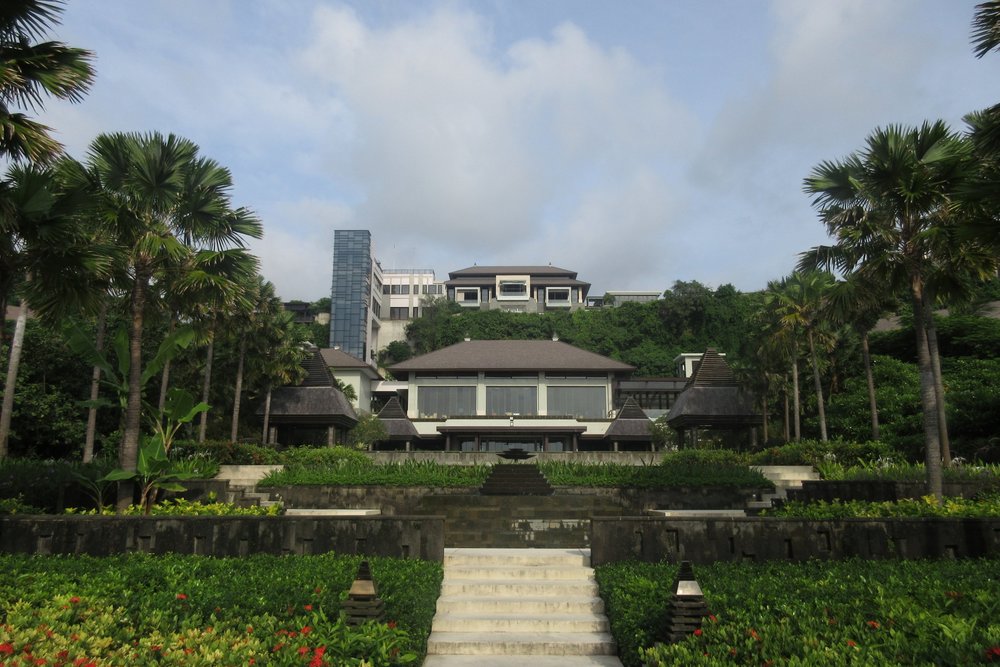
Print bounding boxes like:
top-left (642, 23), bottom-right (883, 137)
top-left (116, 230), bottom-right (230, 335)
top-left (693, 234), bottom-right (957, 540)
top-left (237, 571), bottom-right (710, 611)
top-left (423, 548), bottom-right (622, 667)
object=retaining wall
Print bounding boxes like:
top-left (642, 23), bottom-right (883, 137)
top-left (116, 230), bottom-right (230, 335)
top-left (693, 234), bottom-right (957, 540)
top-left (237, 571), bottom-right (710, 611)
top-left (268, 485), bottom-right (765, 514)
top-left (590, 516), bottom-right (1000, 566)
top-left (0, 516), bottom-right (444, 561)
top-left (788, 479), bottom-right (999, 503)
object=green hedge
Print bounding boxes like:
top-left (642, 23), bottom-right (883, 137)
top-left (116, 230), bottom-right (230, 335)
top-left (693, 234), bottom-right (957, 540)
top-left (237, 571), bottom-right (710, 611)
top-left (747, 439), bottom-right (896, 466)
top-left (596, 559), bottom-right (1000, 666)
top-left (0, 553), bottom-right (442, 666)
top-left (762, 495), bottom-right (1000, 519)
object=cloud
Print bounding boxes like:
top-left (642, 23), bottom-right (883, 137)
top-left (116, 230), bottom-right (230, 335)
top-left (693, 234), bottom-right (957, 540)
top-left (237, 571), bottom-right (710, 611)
top-left (297, 4), bottom-right (697, 284)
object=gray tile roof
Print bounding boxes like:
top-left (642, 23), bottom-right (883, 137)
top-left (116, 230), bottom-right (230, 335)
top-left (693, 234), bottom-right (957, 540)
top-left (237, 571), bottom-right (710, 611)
top-left (448, 265), bottom-right (579, 278)
top-left (376, 396), bottom-right (419, 439)
top-left (320, 347), bottom-right (370, 369)
top-left (387, 340), bottom-right (635, 374)
top-left (604, 397), bottom-right (653, 440)
top-left (255, 386), bottom-right (358, 423)
top-left (666, 349), bottom-right (761, 428)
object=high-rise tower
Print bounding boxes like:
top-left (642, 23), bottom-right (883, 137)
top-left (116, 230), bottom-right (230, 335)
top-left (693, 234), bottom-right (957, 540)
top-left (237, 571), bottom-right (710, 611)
top-left (329, 230), bottom-right (382, 363)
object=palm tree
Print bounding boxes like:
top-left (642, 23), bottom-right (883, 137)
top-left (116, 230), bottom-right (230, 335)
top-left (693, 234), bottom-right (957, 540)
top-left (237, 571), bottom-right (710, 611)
top-left (0, 162), bottom-right (108, 457)
top-left (256, 311), bottom-right (307, 444)
top-left (0, 0), bottom-right (94, 165)
top-left (803, 121), bottom-right (980, 498)
top-left (0, 0), bottom-right (94, 350)
top-left (764, 271), bottom-right (835, 442)
top-left (229, 276), bottom-right (281, 442)
top-left (820, 274), bottom-right (895, 442)
top-left (75, 132), bottom-right (262, 507)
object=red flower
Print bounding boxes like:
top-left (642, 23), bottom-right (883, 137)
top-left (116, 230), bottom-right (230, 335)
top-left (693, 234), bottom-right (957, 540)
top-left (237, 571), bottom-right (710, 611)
top-left (0, 643), bottom-right (13, 656)
top-left (303, 604), bottom-right (313, 612)
top-left (708, 614), bottom-right (717, 623)
top-left (847, 640), bottom-right (858, 648)
top-left (986, 646), bottom-right (1000, 662)
top-left (272, 643), bottom-right (285, 652)
top-left (693, 628), bottom-right (703, 637)
top-left (867, 620), bottom-right (880, 629)
top-left (298, 646), bottom-right (309, 655)
top-left (69, 597), bottom-right (81, 605)
top-left (175, 593), bottom-right (187, 600)
top-left (301, 626), bottom-right (313, 635)
top-left (387, 621), bottom-right (397, 630)
top-left (748, 629), bottom-right (760, 642)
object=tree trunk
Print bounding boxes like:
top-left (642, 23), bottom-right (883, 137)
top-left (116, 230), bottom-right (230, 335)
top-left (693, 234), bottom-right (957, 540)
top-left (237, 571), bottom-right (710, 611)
top-left (0, 301), bottom-right (29, 458)
top-left (261, 385), bottom-right (272, 444)
top-left (119, 273), bottom-right (148, 511)
top-left (198, 316), bottom-right (216, 444)
top-left (782, 374), bottom-right (790, 442)
top-left (861, 331), bottom-right (880, 441)
top-left (911, 282), bottom-right (943, 499)
top-left (761, 392), bottom-right (769, 443)
top-left (807, 328), bottom-right (828, 442)
top-left (83, 301), bottom-right (109, 463)
top-left (158, 315), bottom-right (176, 416)
top-left (791, 352), bottom-right (801, 442)
top-left (925, 311), bottom-right (951, 465)
top-left (230, 336), bottom-right (247, 442)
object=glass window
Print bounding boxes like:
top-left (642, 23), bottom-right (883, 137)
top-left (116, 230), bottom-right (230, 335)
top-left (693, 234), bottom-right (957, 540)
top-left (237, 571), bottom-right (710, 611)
top-left (547, 386), bottom-right (606, 418)
top-left (486, 386), bottom-right (537, 415)
top-left (390, 307), bottom-right (409, 320)
top-left (498, 280), bottom-right (527, 300)
top-left (457, 288), bottom-right (479, 304)
top-left (382, 285), bottom-right (391, 294)
top-left (546, 288), bottom-right (570, 304)
top-left (417, 386), bottom-right (476, 418)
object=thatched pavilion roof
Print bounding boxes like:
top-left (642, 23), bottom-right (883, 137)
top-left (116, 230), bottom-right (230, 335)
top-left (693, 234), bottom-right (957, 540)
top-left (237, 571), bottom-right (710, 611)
top-left (665, 349), bottom-right (761, 429)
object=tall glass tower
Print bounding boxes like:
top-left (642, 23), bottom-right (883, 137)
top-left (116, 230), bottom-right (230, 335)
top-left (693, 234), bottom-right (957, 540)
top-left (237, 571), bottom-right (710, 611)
top-left (329, 230), bottom-right (381, 362)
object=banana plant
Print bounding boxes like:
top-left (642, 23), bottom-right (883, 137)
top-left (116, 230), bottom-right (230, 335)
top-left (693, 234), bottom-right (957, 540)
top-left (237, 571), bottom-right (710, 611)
top-left (102, 387), bottom-right (209, 513)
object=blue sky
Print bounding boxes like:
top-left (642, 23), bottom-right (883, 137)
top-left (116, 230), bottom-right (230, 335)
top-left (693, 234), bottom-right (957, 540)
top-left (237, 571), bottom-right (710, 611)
top-left (36, 0), bottom-right (998, 301)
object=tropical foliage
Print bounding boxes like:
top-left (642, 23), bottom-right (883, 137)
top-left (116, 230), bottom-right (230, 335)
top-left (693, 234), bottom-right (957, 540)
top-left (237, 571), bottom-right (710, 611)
top-left (0, 552), bottom-right (441, 666)
top-left (597, 559), bottom-right (1000, 667)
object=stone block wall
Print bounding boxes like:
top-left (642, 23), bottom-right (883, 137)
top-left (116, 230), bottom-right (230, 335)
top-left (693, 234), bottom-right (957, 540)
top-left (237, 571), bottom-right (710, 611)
top-left (590, 516), bottom-right (1000, 566)
top-left (0, 516), bottom-right (444, 561)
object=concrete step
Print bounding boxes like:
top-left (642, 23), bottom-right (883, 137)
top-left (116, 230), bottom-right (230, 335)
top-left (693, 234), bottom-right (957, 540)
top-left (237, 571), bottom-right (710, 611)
top-left (444, 548), bottom-right (591, 567)
top-left (440, 579), bottom-right (599, 597)
top-left (445, 565), bottom-right (596, 581)
top-left (434, 595), bottom-right (606, 615)
top-left (426, 631), bottom-right (617, 656)
top-left (428, 548), bottom-right (619, 663)
top-left (432, 612), bottom-right (609, 633)
top-left (424, 657), bottom-right (624, 667)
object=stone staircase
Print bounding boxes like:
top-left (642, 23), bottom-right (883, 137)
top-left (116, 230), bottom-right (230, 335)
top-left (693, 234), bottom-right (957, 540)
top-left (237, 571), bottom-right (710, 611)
top-left (424, 548), bottom-right (622, 667)
top-left (214, 465), bottom-right (283, 508)
top-left (746, 465), bottom-right (820, 512)
top-left (479, 464), bottom-right (554, 495)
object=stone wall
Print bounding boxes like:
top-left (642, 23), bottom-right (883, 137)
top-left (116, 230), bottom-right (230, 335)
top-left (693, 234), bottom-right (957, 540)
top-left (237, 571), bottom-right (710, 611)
top-left (366, 452), bottom-right (662, 466)
top-left (590, 516), bottom-right (1000, 566)
top-left (0, 516), bottom-right (444, 561)
top-left (268, 485), bottom-right (764, 514)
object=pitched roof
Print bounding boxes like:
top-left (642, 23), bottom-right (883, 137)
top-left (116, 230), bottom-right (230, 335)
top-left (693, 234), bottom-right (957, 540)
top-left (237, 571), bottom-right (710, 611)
top-left (255, 386), bottom-right (358, 424)
top-left (387, 340), bottom-right (635, 374)
top-left (301, 350), bottom-right (335, 387)
top-left (320, 347), bottom-right (370, 369)
top-left (685, 348), bottom-right (737, 387)
top-left (376, 396), bottom-right (419, 439)
top-left (448, 265), bottom-right (579, 278)
top-left (604, 397), bottom-right (653, 440)
top-left (666, 349), bottom-right (761, 428)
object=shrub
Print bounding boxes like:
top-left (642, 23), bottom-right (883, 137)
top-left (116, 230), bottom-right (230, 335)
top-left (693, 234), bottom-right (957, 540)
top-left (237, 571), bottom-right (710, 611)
top-left (597, 559), bottom-right (1000, 667)
top-left (171, 440), bottom-right (282, 465)
top-left (279, 445), bottom-right (372, 467)
top-left (762, 494), bottom-right (1000, 518)
top-left (0, 552), bottom-right (442, 665)
top-left (748, 439), bottom-right (895, 466)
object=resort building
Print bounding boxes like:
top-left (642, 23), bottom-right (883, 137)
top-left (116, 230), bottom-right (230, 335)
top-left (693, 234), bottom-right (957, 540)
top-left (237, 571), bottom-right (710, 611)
top-left (329, 230), bottom-right (382, 364)
top-left (378, 269), bottom-right (446, 347)
top-left (445, 265), bottom-right (591, 313)
top-left (385, 338), bottom-right (639, 452)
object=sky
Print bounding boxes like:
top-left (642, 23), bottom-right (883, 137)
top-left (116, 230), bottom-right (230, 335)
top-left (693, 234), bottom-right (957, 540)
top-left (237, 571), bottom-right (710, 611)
top-left (34, 0), bottom-right (999, 302)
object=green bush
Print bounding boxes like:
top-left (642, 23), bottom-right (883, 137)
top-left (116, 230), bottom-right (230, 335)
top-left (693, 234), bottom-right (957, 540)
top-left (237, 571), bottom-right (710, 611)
top-left (816, 460), bottom-right (1000, 482)
top-left (279, 445), bottom-right (372, 467)
top-left (763, 494), bottom-right (1000, 518)
top-left (538, 460), bottom-right (772, 489)
top-left (0, 458), bottom-right (116, 512)
top-left (749, 439), bottom-right (895, 466)
top-left (171, 439), bottom-right (282, 465)
top-left (663, 449), bottom-right (749, 466)
top-left (260, 460), bottom-right (490, 488)
top-left (0, 552), bottom-right (442, 665)
top-left (64, 498), bottom-right (283, 516)
top-left (597, 559), bottom-right (1000, 667)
